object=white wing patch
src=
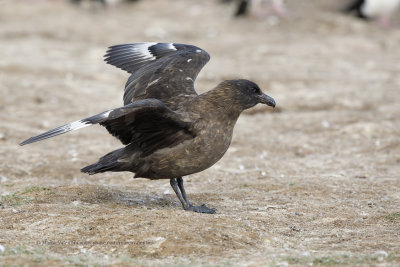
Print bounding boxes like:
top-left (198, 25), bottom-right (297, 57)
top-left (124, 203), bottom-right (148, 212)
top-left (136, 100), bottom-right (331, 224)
top-left (101, 110), bottom-right (112, 119)
top-left (19, 109), bottom-right (113, 146)
top-left (131, 42), bottom-right (157, 60)
top-left (167, 43), bottom-right (177, 50)
top-left (68, 120), bottom-right (91, 131)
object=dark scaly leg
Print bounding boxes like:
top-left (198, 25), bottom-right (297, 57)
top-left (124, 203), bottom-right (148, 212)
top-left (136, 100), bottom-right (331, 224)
top-left (170, 177), bottom-right (216, 214)
top-left (170, 178), bottom-right (190, 210)
top-left (177, 177), bottom-right (191, 205)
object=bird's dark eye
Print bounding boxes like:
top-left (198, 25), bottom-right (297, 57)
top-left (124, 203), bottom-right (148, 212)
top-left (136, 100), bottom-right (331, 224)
top-left (251, 87), bottom-right (260, 94)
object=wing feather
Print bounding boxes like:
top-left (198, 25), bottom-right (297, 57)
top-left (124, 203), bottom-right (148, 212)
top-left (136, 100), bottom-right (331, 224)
top-left (104, 42), bottom-right (210, 106)
top-left (20, 99), bottom-right (194, 155)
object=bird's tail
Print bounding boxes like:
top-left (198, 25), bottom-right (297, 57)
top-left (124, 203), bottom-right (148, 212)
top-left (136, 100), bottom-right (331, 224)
top-left (81, 147), bottom-right (127, 174)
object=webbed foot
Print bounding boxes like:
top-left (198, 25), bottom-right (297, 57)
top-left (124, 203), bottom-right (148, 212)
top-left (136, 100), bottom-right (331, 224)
top-left (170, 177), bottom-right (217, 214)
top-left (185, 204), bottom-right (216, 214)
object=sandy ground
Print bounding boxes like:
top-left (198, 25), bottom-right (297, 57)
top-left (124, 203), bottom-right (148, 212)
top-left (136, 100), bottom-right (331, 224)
top-left (1, 0), bottom-right (400, 266)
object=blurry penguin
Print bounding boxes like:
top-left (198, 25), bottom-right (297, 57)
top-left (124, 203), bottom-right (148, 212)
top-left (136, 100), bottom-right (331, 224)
top-left (70, 0), bottom-right (106, 7)
top-left (69, 0), bottom-right (139, 8)
top-left (343, 0), bottom-right (400, 26)
top-left (235, 0), bottom-right (286, 18)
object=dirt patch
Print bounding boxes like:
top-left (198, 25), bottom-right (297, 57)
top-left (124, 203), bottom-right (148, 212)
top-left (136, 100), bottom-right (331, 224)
top-left (1, 0), bottom-right (400, 266)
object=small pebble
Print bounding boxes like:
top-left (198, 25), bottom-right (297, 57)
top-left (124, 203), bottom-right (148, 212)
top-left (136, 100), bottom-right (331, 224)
top-left (259, 151), bottom-right (268, 159)
top-left (374, 250), bottom-right (388, 257)
top-left (321, 120), bottom-right (330, 128)
top-left (290, 226), bottom-right (301, 232)
top-left (277, 261), bottom-right (289, 266)
top-left (355, 174), bottom-right (367, 179)
top-left (163, 189), bottom-right (170, 195)
top-left (300, 251), bottom-right (310, 257)
top-left (0, 175), bottom-right (7, 183)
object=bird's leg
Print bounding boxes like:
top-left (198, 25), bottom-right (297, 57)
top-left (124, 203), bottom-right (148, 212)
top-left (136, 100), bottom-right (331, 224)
top-left (170, 178), bottom-right (190, 209)
top-left (176, 177), bottom-right (191, 205)
top-left (170, 177), bottom-right (216, 214)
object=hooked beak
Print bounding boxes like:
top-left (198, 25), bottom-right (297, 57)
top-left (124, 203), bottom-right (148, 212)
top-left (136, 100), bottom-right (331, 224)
top-left (259, 93), bottom-right (276, 108)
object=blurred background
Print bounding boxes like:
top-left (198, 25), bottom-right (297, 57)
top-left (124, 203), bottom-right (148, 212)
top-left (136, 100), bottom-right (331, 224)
top-left (1, 0), bottom-right (400, 266)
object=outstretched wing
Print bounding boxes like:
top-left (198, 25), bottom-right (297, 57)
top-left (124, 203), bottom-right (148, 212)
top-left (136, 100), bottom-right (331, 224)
top-left (104, 43), bottom-right (210, 107)
top-left (20, 99), bottom-right (194, 156)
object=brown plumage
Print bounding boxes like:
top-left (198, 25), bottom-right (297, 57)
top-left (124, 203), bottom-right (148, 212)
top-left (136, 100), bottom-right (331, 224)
top-left (20, 43), bottom-right (275, 214)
